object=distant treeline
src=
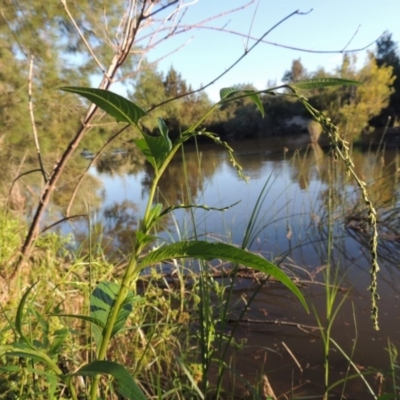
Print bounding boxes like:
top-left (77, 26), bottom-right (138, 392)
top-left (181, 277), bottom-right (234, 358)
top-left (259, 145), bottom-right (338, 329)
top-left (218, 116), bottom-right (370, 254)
top-left (132, 32), bottom-right (400, 143)
top-left (1, 1), bottom-right (399, 151)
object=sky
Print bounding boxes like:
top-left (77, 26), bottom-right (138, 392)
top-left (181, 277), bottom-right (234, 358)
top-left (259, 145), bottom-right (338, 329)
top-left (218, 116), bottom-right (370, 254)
top-left (133, 0), bottom-right (400, 101)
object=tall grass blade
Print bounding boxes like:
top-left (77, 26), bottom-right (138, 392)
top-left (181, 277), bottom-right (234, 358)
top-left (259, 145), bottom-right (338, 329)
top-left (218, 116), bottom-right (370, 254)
top-left (15, 281), bottom-right (38, 347)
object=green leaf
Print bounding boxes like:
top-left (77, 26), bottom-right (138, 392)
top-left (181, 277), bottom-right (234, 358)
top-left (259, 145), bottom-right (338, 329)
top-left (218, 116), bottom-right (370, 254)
top-left (135, 231), bottom-right (157, 247)
top-left (242, 89), bottom-right (265, 117)
top-left (219, 87), bottom-right (264, 117)
top-left (158, 118), bottom-right (171, 147)
top-left (60, 87), bottom-right (146, 125)
top-left (72, 360), bottom-right (146, 400)
top-left (90, 282), bottom-right (138, 348)
top-left (219, 87), bottom-right (241, 100)
top-left (49, 329), bottom-right (69, 355)
top-left (135, 132), bottom-right (172, 171)
top-left (143, 203), bottom-right (163, 231)
top-left (54, 314), bottom-right (105, 329)
top-left (134, 137), bottom-right (155, 168)
top-left (289, 78), bottom-right (361, 90)
top-left (140, 241), bottom-right (308, 311)
top-left (15, 281), bottom-right (38, 347)
top-left (0, 344), bottom-right (62, 375)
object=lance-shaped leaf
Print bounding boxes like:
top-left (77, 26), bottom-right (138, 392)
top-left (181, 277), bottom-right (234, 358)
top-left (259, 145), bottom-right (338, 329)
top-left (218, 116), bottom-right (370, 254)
top-left (53, 314), bottom-right (105, 330)
top-left (158, 117), bottom-right (172, 148)
top-left (135, 131), bottom-right (172, 171)
top-left (242, 89), bottom-right (264, 117)
top-left (135, 231), bottom-right (158, 248)
top-left (219, 87), bottom-right (264, 117)
top-left (142, 203), bottom-right (163, 232)
top-left (220, 87), bottom-right (241, 100)
top-left (60, 87), bottom-right (146, 126)
top-left (139, 241), bottom-right (308, 311)
top-left (0, 344), bottom-right (62, 375)
top-left (15, 281), bottom-right (38, 347)
top-left (71, 360), bottom-right (146, 400)
top-left (289, 78), bottom-right (361, 90)
top-left (90, 282), bottom-right (139, 348)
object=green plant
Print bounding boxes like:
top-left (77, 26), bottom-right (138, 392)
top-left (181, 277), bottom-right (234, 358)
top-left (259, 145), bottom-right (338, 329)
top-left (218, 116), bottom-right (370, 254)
top-left (1, 76), bottom-right (383, 399)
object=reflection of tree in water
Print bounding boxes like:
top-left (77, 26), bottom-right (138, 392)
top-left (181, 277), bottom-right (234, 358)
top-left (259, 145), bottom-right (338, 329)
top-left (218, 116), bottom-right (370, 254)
top-left (351, 150), bottom-right (400, 208)
top-left (319, 149), bottom-right (400, 215)
top-left (141, 144), bottom-right (223, 206)
top-left (0, 147), bottom-right (103, 218)
top-left (75, 200), bottom-right (139, 261)
top-left (297, 147), bottom-right (400, 266)
top-left (291, 144), bottom-right (326, 190)
top-left (289, 145), bottom-right (400, 212)
top-left (288, 146), bottom-right (400, 268)
top-left (307, 149), bottom-right (400, 269)
top-left (95, 145), bottom-right (146, 176)
top-left (103, 200), bottom-right (138, 257)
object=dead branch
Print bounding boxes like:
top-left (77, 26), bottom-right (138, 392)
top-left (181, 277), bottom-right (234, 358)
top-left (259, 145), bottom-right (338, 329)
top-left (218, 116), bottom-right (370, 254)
top-left (13, 0), bottom-right (157, 276)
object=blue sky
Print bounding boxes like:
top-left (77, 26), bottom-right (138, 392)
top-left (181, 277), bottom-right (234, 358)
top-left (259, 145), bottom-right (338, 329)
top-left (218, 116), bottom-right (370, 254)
top-left (136, 0), bottom-right (400, 101)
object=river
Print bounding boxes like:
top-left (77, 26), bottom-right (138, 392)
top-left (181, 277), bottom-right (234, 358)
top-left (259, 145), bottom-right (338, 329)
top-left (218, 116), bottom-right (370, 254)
top-left (58, 135), bottom-right (400, 398)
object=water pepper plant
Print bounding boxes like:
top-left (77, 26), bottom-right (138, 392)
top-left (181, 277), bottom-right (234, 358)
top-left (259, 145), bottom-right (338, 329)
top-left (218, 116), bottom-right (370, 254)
top-left (1, 77), bottom-right (380, 399)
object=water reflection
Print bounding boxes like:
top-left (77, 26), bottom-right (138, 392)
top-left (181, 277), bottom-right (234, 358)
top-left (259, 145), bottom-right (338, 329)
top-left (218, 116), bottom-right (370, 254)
top-left (80, 137), bottom-right (400, 261)
top-left (140, 145), bottom-right (220, 206)
top-left (0, 146), bottom-right (103, 221)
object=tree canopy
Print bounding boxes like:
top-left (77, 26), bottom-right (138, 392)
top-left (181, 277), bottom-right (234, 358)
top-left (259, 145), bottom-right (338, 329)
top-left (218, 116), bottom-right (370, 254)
top-left (308, 53), bottom-right (394, 139)
top-left (374, 31), bottom-right (400, 124)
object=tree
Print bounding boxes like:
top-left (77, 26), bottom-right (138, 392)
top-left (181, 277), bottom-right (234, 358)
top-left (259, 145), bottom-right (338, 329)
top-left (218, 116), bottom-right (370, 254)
top-left (374, 31), bottom-right (400, 124)
top-left (309, 53), bottom-right (394, 140)
top-left (131, 64), bottom-right (211, 135)
top-left (163, 66), bottom-right (188, 98)
top-left (282, 58), bottom-right (308, 83)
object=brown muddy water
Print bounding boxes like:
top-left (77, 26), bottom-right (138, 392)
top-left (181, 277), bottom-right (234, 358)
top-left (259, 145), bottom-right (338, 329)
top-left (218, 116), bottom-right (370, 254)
top-left (65, 136), bottom-right (400, 398)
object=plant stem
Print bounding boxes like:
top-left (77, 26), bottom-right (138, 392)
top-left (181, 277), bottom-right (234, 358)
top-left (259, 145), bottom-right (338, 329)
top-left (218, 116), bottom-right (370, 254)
top-left (89, 256), bottom-right (140, 400)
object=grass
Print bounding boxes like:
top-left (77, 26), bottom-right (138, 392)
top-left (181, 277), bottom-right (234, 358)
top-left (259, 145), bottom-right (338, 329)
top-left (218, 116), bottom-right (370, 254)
top-left (0, 164), bottom-right (397, 399)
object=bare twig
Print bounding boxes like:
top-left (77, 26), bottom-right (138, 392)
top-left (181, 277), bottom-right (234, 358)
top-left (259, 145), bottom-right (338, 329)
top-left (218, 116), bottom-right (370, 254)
top-left (282, 341), bottom-right (303, 373)
top-left (136, 1), bottom-right (256, 53)
top-left (342, 24), bottom-right (361, 52)
top-left (245, 0), bottom-right (260, 52)
top-left (166, 24), bottom-right (381, 55)
top-left (144, 0), bottom-right (180, 20)
top-left (148, 9), bottom-right (310, 111)
top-left (60, 0), bottom-right (107, 77)
top-left (28, 56), bottom-right (47, 183)
top-left (41, 214), bottom-right (87, 233)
